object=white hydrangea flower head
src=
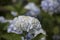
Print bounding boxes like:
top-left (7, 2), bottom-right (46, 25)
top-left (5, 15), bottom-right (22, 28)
top-left (24, 2), bottom-right (40, 17)
top-left (7, 16), bottom-right (46, 37)
top-left (41, 0), bottom-right (60, 13)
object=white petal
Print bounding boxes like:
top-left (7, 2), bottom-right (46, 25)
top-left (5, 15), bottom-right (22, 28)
top-left (11, 11), bottom-right (18, 16)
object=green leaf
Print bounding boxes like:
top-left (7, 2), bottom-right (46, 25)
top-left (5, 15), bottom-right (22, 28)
top-left (56, 16), bottom-right (60, 23)
top-left (2, 33), bottom-right (21, 40)
top-left (3, 6), bottom-right (15, 11)
top-left (53, 26), bottom-right (59, 34)
top-left (32, 33), bottom-right (46, 40)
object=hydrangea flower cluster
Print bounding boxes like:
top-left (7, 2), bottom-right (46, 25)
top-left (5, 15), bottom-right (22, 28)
top-left (0, 16), bottom-right (6, 23)
top-left (52, 35), bottom-right (60, 40)
top-left (24, 2), bottom-right (40, 17)
top-left (7, 16), bottom-right (46, 40)
top-left (41, 0), bottom-right (60, 14)
top-left (0, 16), bottom-right (12, 23)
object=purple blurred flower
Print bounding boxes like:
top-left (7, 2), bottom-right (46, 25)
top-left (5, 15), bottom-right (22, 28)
top-left (0, 16), bottom-right (7, 23)
top-left (41, 0), bottom-right (60, 13)
top-left (0, 16), bottom-right (13, 23)
top-left (24, 2), bottom-right (40, 17)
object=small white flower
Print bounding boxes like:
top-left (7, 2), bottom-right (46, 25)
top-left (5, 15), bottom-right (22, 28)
top-left (11, 11), bottom-right (18, 16)
top-left (6, 20), bottom-right (12, 23)
top-left (40, 37), bottom-right (46, 40)
top-left (21, 36), bottom-right (24, 40)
